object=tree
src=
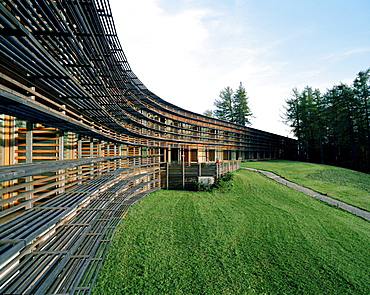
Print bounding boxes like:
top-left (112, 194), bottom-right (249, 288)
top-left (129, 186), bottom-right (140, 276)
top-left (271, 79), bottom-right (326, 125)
top-left (353, 69), bottom-right (370, 168)
top-left (284, 87), bottom-right (305, 161)
top-left (214, 86), bottom-right (234, 122)
top-left (213, 83), bottom-right (253, 126)
top-left (203, 109), bottom-right (214, 117)
top-left (283, 68), bottom-right (370, 172)
top-left (284, 87), bottom-right (328, 163)
top-left (233, 82), bottom-right (252, 125)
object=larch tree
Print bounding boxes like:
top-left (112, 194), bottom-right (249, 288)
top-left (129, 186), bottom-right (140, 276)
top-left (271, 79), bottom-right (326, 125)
top-left (214, 86), bottom-right (235, 122)
top-left (283, 68), bottom-right (370, 172)
top-left (213, 83), bottom-right (253, 126)
top-left (233, 82), bottom-right (253, 126)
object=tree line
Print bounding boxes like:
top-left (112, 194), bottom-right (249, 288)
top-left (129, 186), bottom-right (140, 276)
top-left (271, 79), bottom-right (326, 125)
top-left (204, 82), bottom-right (253, 126)
top-left (284, 68), bottom-right (370, 173)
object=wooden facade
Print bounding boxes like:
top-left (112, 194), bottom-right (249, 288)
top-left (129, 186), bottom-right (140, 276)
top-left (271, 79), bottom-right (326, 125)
top-left (0, 1), bottom-right (297, 293)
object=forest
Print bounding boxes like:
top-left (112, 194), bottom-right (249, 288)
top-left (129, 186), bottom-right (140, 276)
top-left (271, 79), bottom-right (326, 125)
top-left (284, 68), bottom-right (370, 173)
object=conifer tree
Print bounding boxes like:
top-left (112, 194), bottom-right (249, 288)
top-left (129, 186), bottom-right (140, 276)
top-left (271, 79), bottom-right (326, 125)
top-left (203, 109), bottom-right (214, 117)
top-left (283, 68), bottom-right (370, 172)
top-left (234, 82), bottom-right (252, 125)
top-left (213, 83), bottom-right (252, 125)
top-left (214, 87), bottom-right (234, 122)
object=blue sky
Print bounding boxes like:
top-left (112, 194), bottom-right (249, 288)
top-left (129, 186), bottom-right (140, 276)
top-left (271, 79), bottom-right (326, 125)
top-left (109, 0), bottom-right (370, 137)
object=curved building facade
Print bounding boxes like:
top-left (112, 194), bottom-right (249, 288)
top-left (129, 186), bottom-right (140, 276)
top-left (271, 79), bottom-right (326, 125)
top-left (0, 0), bottom-right (296, 293)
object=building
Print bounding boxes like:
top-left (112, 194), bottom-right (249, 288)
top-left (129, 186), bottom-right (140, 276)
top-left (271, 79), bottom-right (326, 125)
top-left (0, 1), bottom-right (297, 293)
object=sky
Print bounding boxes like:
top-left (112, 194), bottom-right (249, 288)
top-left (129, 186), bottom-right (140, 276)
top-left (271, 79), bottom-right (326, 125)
top-left (109, 0), bottom-right (370, 137)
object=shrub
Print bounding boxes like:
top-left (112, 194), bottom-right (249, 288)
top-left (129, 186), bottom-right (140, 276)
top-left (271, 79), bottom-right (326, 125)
top-left (212, 172), bottom-right (234, 190)
top-left (194, 172), bottom-right (234, 192)
top-left (194, 181), bottom-right (213, 192)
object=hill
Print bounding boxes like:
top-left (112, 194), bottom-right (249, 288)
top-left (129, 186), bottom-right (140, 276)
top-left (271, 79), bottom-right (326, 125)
top-left (92, 166), bottom-right (370, 294)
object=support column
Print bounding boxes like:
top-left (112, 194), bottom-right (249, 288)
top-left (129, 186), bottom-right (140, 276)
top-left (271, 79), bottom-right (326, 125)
top-left (98, 141), bottom-right (103, 175)
top-left (77, 136), bottom-right (82, 158)
top-left (78, 136), bottom-right (82, 184)
top-left (58, 130), bottom-right (65, 194)
top-left (4, 115), bottom-right (15, 166)
top-left (90, 137), bottom-right (94, 158)
top-left (90, 137), bottom-right (95, 177)
top-left (25, 121), bottom-right (33, 210)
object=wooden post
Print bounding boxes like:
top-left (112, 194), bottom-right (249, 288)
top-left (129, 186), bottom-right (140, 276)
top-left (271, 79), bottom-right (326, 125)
top-left (166, 162), bottom-right (169, 189)
top-left (78, 136), bottom-right (82, 184)
top-left (77, 136), bottom-right (82, 158)
top-left (25, 121), bottom-right (33, 210)
top-left (181, 148), bottom-right (185, 189)
top-left (58, 130), bottom-right (65, 195)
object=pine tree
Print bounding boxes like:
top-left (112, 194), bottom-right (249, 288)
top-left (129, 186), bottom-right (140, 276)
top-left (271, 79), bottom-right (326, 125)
top-left (353, 69), bottom-right (370, 169)
top-left (284, 69), bottom-right (370, 172)
top-left (284, 88), bottom-right (304, 159)
top-left (213, 84), bottom-right (253, 125)
top-left (214, 87), bottom-right (235, 122)
top-left (203, 109), bottom-right (214, 117)
top-left (233, 82), bottom-right (252, 125)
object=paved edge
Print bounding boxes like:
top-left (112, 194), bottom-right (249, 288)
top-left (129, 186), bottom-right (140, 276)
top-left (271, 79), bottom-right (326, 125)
top-left (242, 167), bottom-right (370, 221)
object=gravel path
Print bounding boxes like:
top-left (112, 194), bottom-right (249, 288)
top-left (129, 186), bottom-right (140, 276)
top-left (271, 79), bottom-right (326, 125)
top-left (242, 167), bottom-right (370, 221)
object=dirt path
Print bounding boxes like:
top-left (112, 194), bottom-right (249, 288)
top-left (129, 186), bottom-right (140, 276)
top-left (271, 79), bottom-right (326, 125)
top-left (242, 167), bottom-right (370, 221)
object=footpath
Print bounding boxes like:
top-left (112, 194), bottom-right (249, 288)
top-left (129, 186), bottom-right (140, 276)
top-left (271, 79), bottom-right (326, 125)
top-left (242, 167), bottom-right (370, 221)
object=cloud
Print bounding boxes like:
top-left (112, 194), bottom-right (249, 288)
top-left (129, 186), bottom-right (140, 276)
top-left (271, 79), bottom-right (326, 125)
top-left (110, 0), bottom-right (213, 100)
top-left (321, 47), bottom-right (370, 62)
top-left (109, 0), bottom-right (303, 137)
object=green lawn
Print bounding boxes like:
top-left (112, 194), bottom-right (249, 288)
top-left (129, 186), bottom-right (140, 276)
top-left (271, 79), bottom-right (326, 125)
top-left (92, 169), bottom-right (370, 295)
top-left (241, 160), bottom-right (370, 212)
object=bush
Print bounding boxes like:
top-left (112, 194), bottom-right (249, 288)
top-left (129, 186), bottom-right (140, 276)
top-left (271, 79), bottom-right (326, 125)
top-left (221, 171), bottom-right (234, 182)
top-left (194, 172), bottom-right (234, 191)
top-left (194, 181), bottom-right (213, 192)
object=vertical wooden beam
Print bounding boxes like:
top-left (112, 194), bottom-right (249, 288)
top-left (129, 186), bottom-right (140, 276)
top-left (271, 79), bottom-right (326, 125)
top-left (98, 141), bottom-right (103, 175)
top-left (139, 146), bottom-right (142, 167)
top-left (77, 135), bottom-right (82, 158)
top-left (25, 121), bottom-right (33, 210)
top-left (59, 130), bottom-right (64, 161)
top-left (58, 130), bottom-right (65, 194)
top-left (25, 121), bottom-right (33, 164)
top-left (4, 115), bottom-right (14, 166)
top-left (181, 148), bottom-right (185, 189)
top-left (77, 136), bottom-right (82, 184)
top-left (90, 137), bottom-right (94, 177)
top-left (98, 141), bottom-right (102, 157)
top-left (90, 137), bottom-right (94, 158)
top-left (166, 162), bottom-right (169, 189)
top-left (2, 116), bottom-right (14, 210)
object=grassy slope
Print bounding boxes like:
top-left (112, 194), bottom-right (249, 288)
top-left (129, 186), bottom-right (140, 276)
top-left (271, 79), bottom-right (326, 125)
top-left (241, 160), bottom-right (370, 212)
top-left (92, 169), bottom-right (370, 295)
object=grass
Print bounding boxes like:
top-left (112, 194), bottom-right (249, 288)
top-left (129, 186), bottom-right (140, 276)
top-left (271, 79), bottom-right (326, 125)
top-left (241, 160), bottom-right (370, 212)
top-left (92, 169), bottom-right (370, 294)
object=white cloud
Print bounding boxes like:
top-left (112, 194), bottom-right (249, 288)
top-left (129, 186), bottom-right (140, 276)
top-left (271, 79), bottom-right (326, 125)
top-left (321, 47), bottom-right (370, 62)
top-left (110, 0), bottom-right (214, 106)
